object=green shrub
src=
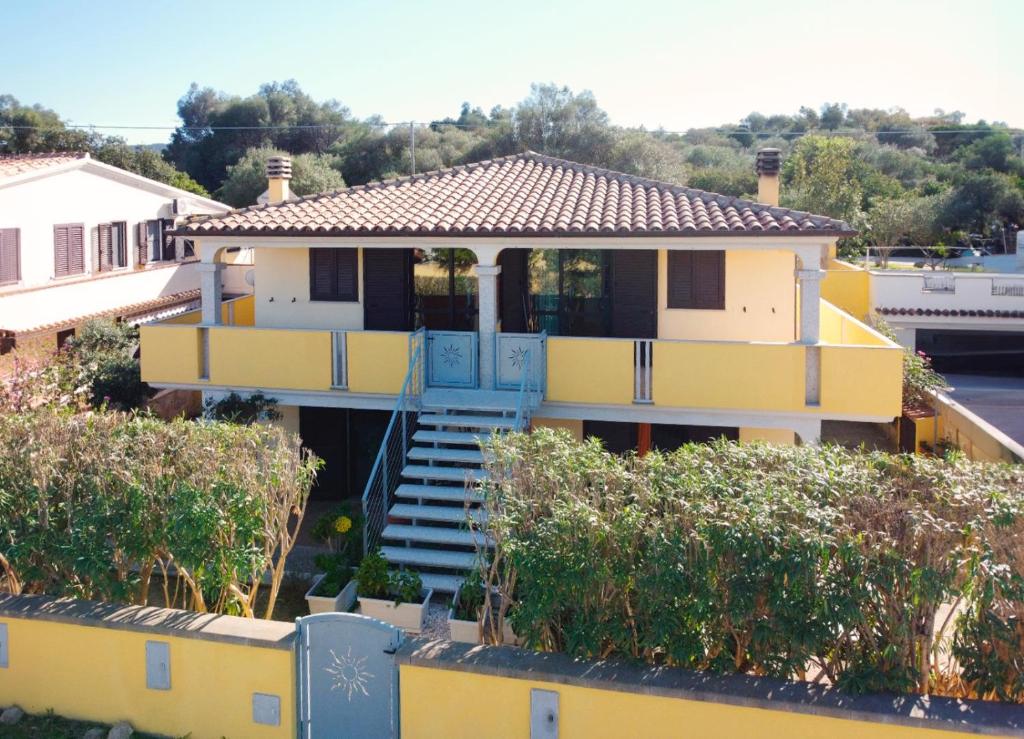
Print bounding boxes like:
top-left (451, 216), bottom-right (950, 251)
top-left (312, 551), bottom-right (353, 597)
top-left (65, 319), bottom-right (150, 411)
top-left (355, 551), bottom-right (423, 605)
top-left (480, 429), bottom-right (1024, 701)
top-left (0, 407), bottom-right (319, 619)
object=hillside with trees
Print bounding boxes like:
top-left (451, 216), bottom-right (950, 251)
top-left (3, 83), bottom-right (1022, 254)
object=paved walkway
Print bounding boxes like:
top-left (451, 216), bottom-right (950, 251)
top-left (944, 374), bottom-right (1024, 446)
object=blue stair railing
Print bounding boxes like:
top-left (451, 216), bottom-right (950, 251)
top-left (361, 328), bottom-right (426, 556)
top-left (512, 331), bottom-right (544, 429)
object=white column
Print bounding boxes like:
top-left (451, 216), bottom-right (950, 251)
top-left (476, 263), bottom-right (501, 390)
top-left (198, 262), bottom-right (224, 325)
top-left (793, 418), bottom-right (822, 446)
top-left (796, 268), bottom-right (824, 344)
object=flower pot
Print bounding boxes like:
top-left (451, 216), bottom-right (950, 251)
top-left (357, 589), bottom-right (434, 633)
top-left (305, 574), bottom-right (358, 615)
top-left (446, 587), bottom-right (481, 644)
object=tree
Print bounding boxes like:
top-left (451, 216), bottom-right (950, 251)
top-left (513, 83), bottom-right (614, 164)
top-left (942, 171), bottom-right (1024, 234)
top-left (782, 135), bottom-right (863, 221)
top-left (93, 139), bottom-right (208, 196)
top-left (819, 102), bottom-right (847, 130)
top-left (866, 195), bottom-right (942, 267)
top-left (216, 147), bottom-right (345, 207)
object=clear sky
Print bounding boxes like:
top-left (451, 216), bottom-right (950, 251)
top-left (3, 0), bottom-right (1021, 144)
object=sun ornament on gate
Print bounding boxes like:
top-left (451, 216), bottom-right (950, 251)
top-left (441, 343), bottom-right (462, 367)
top-left (509, 345), bottom-right (529, 370)
top-left (324, 647), bottom-right (374, 701)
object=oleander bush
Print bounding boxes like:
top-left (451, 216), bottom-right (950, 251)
top-left (0, 407), bottom-right (318, 619)
top-left (477, 429), bottom-right (1024, 702)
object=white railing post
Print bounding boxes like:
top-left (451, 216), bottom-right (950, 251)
top-left (633, 339), bottom-right (653, 403)
top-left (331, 331), bottom-right (348, 389)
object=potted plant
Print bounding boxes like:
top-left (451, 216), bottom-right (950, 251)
top-left (304, 504), bottom-right (362, 614)
top-left (355, 551), bottom-right (433, 633)
top-left (447, 568), bottom-right (485, 644)
top-left (305, 551), bottom-right (359, 614)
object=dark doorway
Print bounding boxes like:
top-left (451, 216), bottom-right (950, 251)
top-left (413, 248), bottom-right (478, 331)
top-left (916, 329), bottom-right (1024, 375)
top-left (363, 249), bottom-right (414, 331)
top-left (651, 423), bottom-right (739, 451)
top-left (299, 407), bottom-right (391, 501)
top-left (500, 249), bottom-right (657, 338)
top-left (583, 420), bottom-right (636, 455)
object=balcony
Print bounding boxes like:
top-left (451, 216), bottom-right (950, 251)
top-left (140, 299), bottom-right (902, 420)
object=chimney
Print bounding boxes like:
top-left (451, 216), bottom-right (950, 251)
top-left (755, 148), bottom-right (781, 206)
top-left (266, 155), bottom-right (292, 205)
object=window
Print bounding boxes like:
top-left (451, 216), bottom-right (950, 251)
top-left (145, 219), bottom-right (175, 262)
top-left (53, 223), bottom-right (85, 277)
top-left (666, 251), bottom-right (725, 310)
top-left (97, 222), bottom-right (128, 271)
top-left (310, 248), bottom-right (359, 302)
top-left (0, 228), bottom-right (20, 286)
top-left (56, 329), bottom-right (75, 350)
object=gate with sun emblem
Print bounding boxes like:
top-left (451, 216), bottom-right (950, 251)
top-left (296, 612), bottom-right (404, 738)
top-left (426, 330), bottom-right (478, 388)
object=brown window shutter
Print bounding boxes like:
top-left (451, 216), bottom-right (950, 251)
top-left (54, 225), bottom-right (69, 277)
top-left (666, 251), bottom-right (694, 308)
top-left (0, 228), bottom-right (20, 285)
top-left (667, 250), bottom-right (724, 310)
top-left (692, 251), bottom-right (725, 309)
top-left (98, 224), bottom-right (112, 272)
top-left (70, 224), bottom-right (85, 275)
top-left (335, 248), bottom-right (358, 301)
top-left (136, 222), bottom-right (148, 265)
top-left (309, 248), bottom-right (334, 299)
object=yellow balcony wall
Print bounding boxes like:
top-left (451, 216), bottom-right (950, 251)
top-left (820, 299), bottom-right (886, 346)
top-left (822, 259), bottom-right (870, 321)
top-left (208, 327), bottom-right (332, 391)
top-left (347, 331), bottom-right (412, 394)
top-left (653, 341), bottom-right (806, 412)
top-left (139, 325), bottom-right (201, 384)
top-left (820, 345), bottom-right (902, 417)
top-left (547, 337), bottom-right (634, 405)
top-left (222, 294), bottom-right (256, 326)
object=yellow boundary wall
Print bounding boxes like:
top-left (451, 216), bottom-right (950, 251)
top-left (398, 640), bottom-right (1023, 739)
top-left (0, 594), bottom-right (295, 739)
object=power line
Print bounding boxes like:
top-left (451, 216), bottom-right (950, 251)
top-left (2, 122), bottom-right (1020, 137)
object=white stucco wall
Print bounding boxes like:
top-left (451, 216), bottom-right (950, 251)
top-left (252, 247), bottom-right (364, 330)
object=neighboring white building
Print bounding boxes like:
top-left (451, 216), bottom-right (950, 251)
top-left (0, 152), bottom-right (245, 360)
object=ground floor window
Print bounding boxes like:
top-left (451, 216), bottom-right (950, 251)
top-left (582, 420), bottom-right (738, 455)
top-left (298, 407), bottom-right (390, 501)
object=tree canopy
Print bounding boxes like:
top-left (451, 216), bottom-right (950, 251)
top-left (5, 83), bottom-right (1023, 249)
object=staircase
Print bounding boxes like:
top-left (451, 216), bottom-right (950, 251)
top-left (378, 390), bottom-right (521, 594)
top-left (362, 331), bottom-right (542, 595)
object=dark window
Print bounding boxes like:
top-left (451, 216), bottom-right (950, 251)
top-left (53, 223), bottom-right (85, 277)
top-left (667, 251), bottom-right (725, 310)
top-left (0, 228), bottom-right (20, 285)
top-left (146, 219), bottom-right (175, 262)
top-left (310, 248), bottom-right (359, 302)
top-left (0, 332), bottom-right (14, 356)
top-left (56, 328), bottom-right (75, 349)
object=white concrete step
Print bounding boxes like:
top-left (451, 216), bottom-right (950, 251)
top-left (402, 464), bottom-right (487, 484)
top-left (381, 546), bottom-right (477, 570)
top-left (382, 524), bottom-right (490, 548)
top-left (389, 503), bottom-right (487, 525)
top-left (394, 484), bottom-right (485, 503)
top-left (422, 388), bottom-right (519, 412)
top-left (412, 430), bottom-right (491, 446)
top-left (419, 414), bottom-right (516, 430)
top-left (419, 572), bottom-right (465, 594)
top-left (407, 446), bottom-right (486, 465)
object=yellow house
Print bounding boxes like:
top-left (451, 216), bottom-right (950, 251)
top-left (140, 151), bottom-right (903, 592)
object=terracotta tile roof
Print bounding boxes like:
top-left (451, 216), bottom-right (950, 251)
top-left (178, 152), bottom-right (854, 239)
top-left (877, 306), bottom-right (1024, 319)
top-left (0, 152), bottom-right (88, 179)
top-left (10, 289), bottom-right (200, 336)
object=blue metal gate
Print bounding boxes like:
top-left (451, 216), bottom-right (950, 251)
top-left (296, 612), bottom-right (404, 739)
top-left (426, 330), bottom-right (478, 388)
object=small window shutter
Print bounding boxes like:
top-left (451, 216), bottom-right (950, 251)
top-left (310, 248), bottom-right (334, 299)
top-left (0, 229), bottom-right (20, 284)
top-left (336, 248), bottom-right (358, 301)
top-left (98, 224), bottom-right (112, 272)
top-left (69, 224), bottom-right (85, 275)
top-left (136, 222), bottom-right (148, 265)
top-left (693, 251), bottom-right (725, 309)
top-left (666, 251), bottom-right (694, 308)
top-left (54, 225), bottom-right (70, 277)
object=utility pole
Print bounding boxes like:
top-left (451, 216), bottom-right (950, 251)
top-left (410, 121), bottom-right (416, 176)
